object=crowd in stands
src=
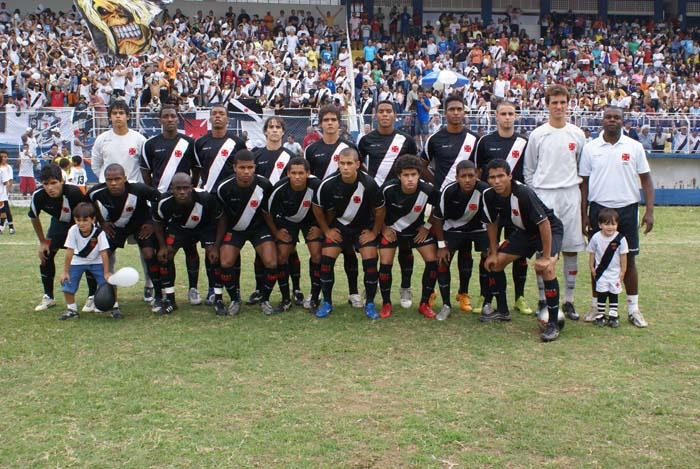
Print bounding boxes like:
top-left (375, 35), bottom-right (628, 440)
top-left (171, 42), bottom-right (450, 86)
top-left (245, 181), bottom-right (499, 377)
top-left (1, 3), bottom-right (700, 152)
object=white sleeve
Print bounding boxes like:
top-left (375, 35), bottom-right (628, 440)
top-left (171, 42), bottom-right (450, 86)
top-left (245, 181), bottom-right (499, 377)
top-left (64, 227), bottom-right (78, 250)
top-left (91, 135), bottom-right (104, 181)
top-left (97, 231), bottom-right (110, 252)
top-left (635, 143), bottom-right (651, 174)
top-left (579, 142), bottom-right (592, 177)
top-left (522, 130), bottom-right (538, 186)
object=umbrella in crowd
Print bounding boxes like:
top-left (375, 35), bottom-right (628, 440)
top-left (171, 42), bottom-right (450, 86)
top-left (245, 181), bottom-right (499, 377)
top-left (420, 70), bottom-right (470, 91)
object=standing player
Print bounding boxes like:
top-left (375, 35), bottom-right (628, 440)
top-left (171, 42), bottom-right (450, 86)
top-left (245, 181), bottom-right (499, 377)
top-left (473, 100), bottom-right (532, 315)
top-left (482, 159), bottom-right (565, 342)
top-left (251, 116), bottom-right (305, 306)
top-left (266, 157), bottom-right (323, 313)
top-left (91, 101), bottom-right (146, 183)
top-left (523, 84), bottom-right (586, 321)
top-left (359, 100), bottom-right (420, 309)
top-left (0, 151), bottom-right (14, 234)
top-left (312, 147), bottom-right (385, 319)
top-left (580, 106), bottom-right (654, 328)
top-left (377, 155), bottom-right (439, 319)
top-left (215, 150), bottom-right (277, 316)
top-left (305, 104), bottom-right (362, 308)
top-left (429, 160), bottom-right (491, 320)
top-left (28, 163), bottom-right (96, 312)
top-left (152, 173), bottom-right (223, 316)
top-left (141, 105), bottom-right (203, 306)
top-left (422, 94), bottom-right (479, 313)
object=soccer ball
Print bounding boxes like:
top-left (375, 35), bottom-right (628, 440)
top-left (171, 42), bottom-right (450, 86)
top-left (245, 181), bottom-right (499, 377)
top-left (536, 307), bottom-right (566, 332)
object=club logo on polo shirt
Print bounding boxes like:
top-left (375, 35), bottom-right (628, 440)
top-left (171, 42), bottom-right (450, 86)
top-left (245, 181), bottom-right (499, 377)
top-left (129, 148), bottom-right (136, 156)
top-left (621, 153), bottom-right (630, 161)
top-left (568, 142), bottom-right (576, 151)
top-left (511, 150), bottom-right (520, 158)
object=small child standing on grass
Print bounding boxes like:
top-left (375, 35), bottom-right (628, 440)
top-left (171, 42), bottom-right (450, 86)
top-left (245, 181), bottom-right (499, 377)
top-left (59, 202), bottom-right (111, 320)
top-left (587, 208), bottom-right (628, 328)
top-left (68, 156), bottom-right (88, 195)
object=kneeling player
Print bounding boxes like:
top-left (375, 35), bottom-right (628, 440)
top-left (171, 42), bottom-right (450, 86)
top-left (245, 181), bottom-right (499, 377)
top-left (378, 155), bottom-right (439, 319)
top-left (429, 160), bottom-right (491, 320)
top-left (153, 173), bottom-right (222, 315)
top-left (265, 158), bottom-right (323, 313)
top-left (312, 147), bottom-right (385, 319)
top-left (482, 159), bottom-right (564, 342)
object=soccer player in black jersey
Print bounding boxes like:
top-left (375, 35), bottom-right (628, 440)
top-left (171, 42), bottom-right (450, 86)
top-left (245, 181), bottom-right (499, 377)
top-left (250, 116), bottom-right (305, 306)
top-left (152, 173), bottom-right (223, 315)
top-left (305, 105), bottom-right (362, 308)
top-left (473, 101), bottom-right (532, 316)
top-left (29, 163), bottom-right (95, 312)
top-left (482, 159), bottom-right (565, 342)
top-left (312, 147), bottom-right (385, 319)
top-left (142, 105), bottom-right (203, 307)
top-left (215, 150), bottom-right (277, 316)
top-left (429, 160), bottom-right (491, 321)
top-left (266, 158), bottom-right (323, 313)
top-left (378, 155), bottom-right (440, 319)
top-left (88, 163), bottom-right (162, 317)
top-left (359, 101), bottom-right (421, 309)
top-left (422, 94), bottom-right (480, 313)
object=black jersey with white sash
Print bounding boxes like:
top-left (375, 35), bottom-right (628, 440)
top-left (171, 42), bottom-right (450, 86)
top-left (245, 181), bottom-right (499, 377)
top-left (482, 180), bottom-right (556, 234)
top-left (141, 133), bottom-right (197, 193)
top-left (304, 137), bottom-right (358, 179)
top-left (216, 174), bottom-right (272, 232)
top-left (28, 184), bottom-right (86, 222)
top-left (154, 190), bottom-right (222, 230)
top-left (313, 170), bottom-right (384, 230)
top-left (382, 179), bottom-right (438, 236)
top-left (358, 129), bottom-right (418, 187)
top-left (268, 176), bottom-right (321, 227)
top-left (422, 126), bottom-right (478, 191)
top-left (253, 146), bottom-right (297, 185)
top-left (432, 180), bottom-right (489, 233)
top-left (194, 131), bottom-right (246, 192)
top-left (88, 182), bottom-right (160, 230)
top-left (473, 132), bottom-right (527, 182)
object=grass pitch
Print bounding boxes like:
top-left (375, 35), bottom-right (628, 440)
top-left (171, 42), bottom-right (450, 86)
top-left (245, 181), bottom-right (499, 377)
top-left (0, 207), bottom-right (698, 467)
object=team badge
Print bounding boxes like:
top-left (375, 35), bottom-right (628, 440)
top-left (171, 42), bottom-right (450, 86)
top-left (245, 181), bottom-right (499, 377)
top-left (333, 154), bottom-right (339, 162)
top-left (191, 215), bottom-right (200, 222)
top-left (568, 143), bottom-right (576, 151)
top-left (166, 235), bottom-right (175, 246)
top-left (221, 149), bottom-right (229, 157)
top-left (464, 145), bottom-right (472, 152)
top-left (62, 207), bottom-right (70, 213)
top-left (126, 206), bottom-right (134, 212)
top-left (353, 195), bottom-right (361, 204)
top-left (621, 153), bottom-right (630, 161)
top-left (128, 148), bottom-right (136, 156)
top-left (391, 145), bottom-right (399, 152)
top-left (174, 150), bottom-right (183, 158)
top-left (250, 200), bottom-right (259, 208)
top-left (302, 200), bottom-right (311, 208)
top-left (512, 209), bottom-right (519, 216)
top-left (276, 161), bottom-right (285, 169)
top-left (469, 203), bottom-right (477, 210)
top-left (414, 205), bottom-right (422, 212)
top-left (511, 150), bottom-right (520, 158)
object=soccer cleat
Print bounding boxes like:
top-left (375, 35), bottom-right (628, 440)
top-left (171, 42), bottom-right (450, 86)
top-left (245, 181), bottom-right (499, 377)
top-left (562, 302), bottom-right (580, 321)
top-left (364, 302), bottom-right (379, 320)
top-left (628, 309), bottom-right (648, 328)
top-left (514, 296), bottom-right (533, 315)
top-left (205, 288), bottom-right (216, 306)
top-left (399, 288), bottom-right (413, 308)
top-left (214, 300), bottom-right (228, 316)
top-left (82, 296), bottom-right (95, 313)
top-left (380, 303), bottom-right (393, 319)
top-left (151, 297), bottom-right (164, 313)
top-left (35, 295), bottom-right (56, 311)
top-left (156, 298), bottom-right (177, 316)
top-left (188, 288), bottom-right (202, 305)
top-left (143, 287), bottom-right (154, 303)
top-left (110, 307), bottom-right (124, 319)
top-left (8, 227), bottom-right (15, 235)
top-left (456, 292), bottom-right (473, 313)
top-left (274, 299), bottom-right (292, 313)
top-left (261, 300), bottom-right (275, 316)
top-left (245, 290), bottom-right (262, 305)
top-left (608, 315), bottom-right (620, 328)
top-left (436, 304), bottom-right (451, 321)
top-left (594, 314), bottom-right (607, 327)
top-left (418, 302), bottom-right (436, 319)
top-left (228, 300), bottom-right (242, 316)
top-left (303, 295), bottom-right (313, 309)
top-left (59, 309), bottom-right (79, 320)
top-left (479, 306), bottom-right (511, 322)
top-left (472, 296), bottom-right (486, 314)
top-left (307, 299), bottom-right (319, 316)
top-left (583, 304), bottom-right (599, 322)
top-left (293, 290), bottom-right (305, 306)
top-left (428, 291), bottom-right (436, 309)
top-left (540, 323), bottom-right (560, 342)
top-left (348, 293), bottom-right (363, 308)
top-left (315, 301), bottom-right (333, 318)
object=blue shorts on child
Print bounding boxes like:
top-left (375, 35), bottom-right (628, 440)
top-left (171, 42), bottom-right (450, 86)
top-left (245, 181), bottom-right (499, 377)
top-left (61, 264), bottom-right (106, 295)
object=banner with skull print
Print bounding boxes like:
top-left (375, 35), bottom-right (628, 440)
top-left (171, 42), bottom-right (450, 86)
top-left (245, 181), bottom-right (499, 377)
top-left (74, 0), bottom-right (169, 57)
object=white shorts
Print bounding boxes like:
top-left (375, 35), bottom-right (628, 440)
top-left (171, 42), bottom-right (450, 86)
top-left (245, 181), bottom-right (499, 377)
top-left (596, 276), bottom-right (624, 295)
top-left (535, 186), bottom-right (585, 253)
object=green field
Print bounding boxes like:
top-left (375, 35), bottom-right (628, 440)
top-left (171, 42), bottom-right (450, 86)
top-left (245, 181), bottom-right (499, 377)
top-left (1, 207), bottom-right (698, 467)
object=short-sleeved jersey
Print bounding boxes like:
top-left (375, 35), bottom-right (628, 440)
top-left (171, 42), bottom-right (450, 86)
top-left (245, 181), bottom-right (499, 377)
top-left (28, 184), bottom-right (86, 221)
top-left (432, 180), bottom-right (489, 233)
top-left (587, 230), bottom-right (629, 281)
top-left (268, 176), bottom-right (322, 227)
top-left (252, 146), bottom-right (297, 185)
top-left (382, 179), bottom-right (438, 235)
top-left (88, 182), bottom-right (160, 230)
top-left (154, 190), bottom-right (222, 230)
top-left (473, 132), bottom-right (528, 182)
top-left (91, 129), bottom-right (147, 183)
top-left (141, 133), bottom-right (197, 193)
top-left (216, 174), bottom-right (272, 232)
top-left (64, 224), bottom-right (110, 265)
top-left (0, 164), bottom-right (13, 201)
top-left (422, 126), bottom-right (478, 190)
top-left (482, 181), bottom-right (556, 234)
top-left (194, 131), bottom-right (246, 192)
top-left (523, 122), bottom-right (586, 189)
top-left (313, 170), bottom-right (384, 230)
top-left (304, 137), bottom-right (358, 179)
top-left (358, 129), bottom-right (418, 187)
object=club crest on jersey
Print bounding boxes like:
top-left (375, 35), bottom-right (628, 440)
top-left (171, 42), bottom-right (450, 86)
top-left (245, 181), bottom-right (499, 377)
top-left (333, 154), bottom-right (339, 162)
top-left (128, 148), bottom-right (136, 156)
top-left (220, 149), bottom-right (229, 157)
top-left (191, 215), bottom-right (200, 222)
top-left (414, 205), bottom-right (423, 212)
top-left (174, 150), bottom-right (183, 158)
top-left (512, 209), bottom-right (519, 216)
top-left (391, 145), bottom-right (400, 152)
top-left (276, 161), bottom-right (285, 169)
top-left (62, 207), bottom-right (70, 213)
top-left (511, 150), bottom-right (520, 158)
top-left (568, 142), bottom-right (576, 151)
top-left (464, 145), bottom-right (472, 152)
top-left (302, 200), bottom-right (311, 208)
top-left (250, 200), bottom-right (259, 208)
top-left (469, 203), bottom-right (478, 210)
top-left (353, 195), bottom-right (362, 204)
top-left (621, 153), bottom-right (630, 161)
top-left (166, 235), bottom-right (175, 246)
top-left (126, 206), bottom-right (134, 212)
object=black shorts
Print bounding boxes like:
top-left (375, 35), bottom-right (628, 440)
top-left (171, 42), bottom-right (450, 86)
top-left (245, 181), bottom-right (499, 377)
top-left (47, 219), bottom-right (71, 251)
top-left (378, 232), bottom-right (436, 250)
top-left (109, 225), bottom-right (158, 251)
top-left (498, 217), bottom-right (563, 259)
top-left (223, 225), bottom-right (274, 249)
top-left (166, 224), bottom-right (217, 250)
top-left (323, 225), bottom-right (378, 249)
top-left (589, 202), bottom-right (639, 256)
top-left (276, 222), bottom-right (323, 245)
top-left (444, 230), bottom-right (489, 253)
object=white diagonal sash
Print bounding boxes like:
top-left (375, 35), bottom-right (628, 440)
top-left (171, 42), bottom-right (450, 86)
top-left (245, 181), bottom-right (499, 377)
top-left (229, 97), bottom-right (263, 123)
top-left (114, 193), bottom-right (138, 228)
top-left (232, 185), bottom-right (264, 231)
top-left (323, 142), bottom-right (349, 179)
top-left (158, 138), bottom-right (190, 193)
top-left (286, 187), bottom-right (314, 223)
top-left (337, 183), bottom-right (366, 226)
top-left (510, 193), bottom-right (525, 230)
top-left (204, 139), bottom-right (237, 192)
top-left (441, 132), bottom-right (477, 191)
top-left (268, 151), bottom-right (291, 185)
top-left (375, 133), bottom-right (406, 186)
top-left (391, 191), bottom-right (428, 232)
top-left (59, 195), bottom-right (72, 223)
top-left (184, 202), bottom-right (204, 229)
top-left (505, 137), bottom-right (527, 172)
top-left (444, 190), bottom-right (482, 230)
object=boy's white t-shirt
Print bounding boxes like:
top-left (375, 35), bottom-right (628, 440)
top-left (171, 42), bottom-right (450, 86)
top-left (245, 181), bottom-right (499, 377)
top-left (586, 230), bottom-right (629, 291)
top-left (64, 224), bottom-right (110, 266)
top-left (0, 164), bottom-right (12, 201)
top-left (68, 166), bottom-right (87, 189)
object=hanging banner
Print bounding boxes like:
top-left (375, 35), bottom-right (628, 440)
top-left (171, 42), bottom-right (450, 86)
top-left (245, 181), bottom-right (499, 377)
top-left (0, 108), bottom-right (75, 146)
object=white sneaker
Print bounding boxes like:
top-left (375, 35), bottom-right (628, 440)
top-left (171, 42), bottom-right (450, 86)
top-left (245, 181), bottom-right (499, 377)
top-left (188, 287), bottom-right (202, 305)
top-left (82, 296), bottom-right (95, 313)
top-left (399, 288), bottom-right (413, 308)
top-left (303, 294), bottom-right (313, 309)
top-left (628, 309), bottom-right (648, 328)
top-left (348, 293), bottom-right (363, 308)
top-left (436, 304), bottom-right (451, 321)
top-left (35, 294), bottom-right (56, 311)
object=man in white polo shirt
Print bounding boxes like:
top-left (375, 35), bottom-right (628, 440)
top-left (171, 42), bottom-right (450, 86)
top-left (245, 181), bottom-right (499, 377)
top-left (580, 106), bottom-right (654, 327)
